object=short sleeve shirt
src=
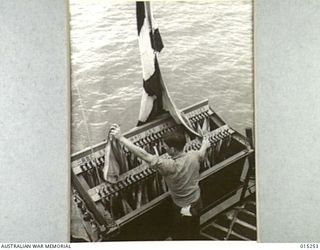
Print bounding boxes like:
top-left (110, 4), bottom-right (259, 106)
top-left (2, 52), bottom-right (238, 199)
top-left (151, 150), bottom-right (202, 207)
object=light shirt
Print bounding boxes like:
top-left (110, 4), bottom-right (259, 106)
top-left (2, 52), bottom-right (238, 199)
top-left (151, 150), bottom-right (202, 208)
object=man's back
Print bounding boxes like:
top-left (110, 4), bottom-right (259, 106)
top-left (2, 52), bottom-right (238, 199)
top-left (107, 124), bottom-right (211, 240)
top-left (159, 150), bottom-right (202, 208)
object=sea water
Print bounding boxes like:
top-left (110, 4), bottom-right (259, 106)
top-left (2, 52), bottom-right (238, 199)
top-left (70, 1), bottom-right (253, 153)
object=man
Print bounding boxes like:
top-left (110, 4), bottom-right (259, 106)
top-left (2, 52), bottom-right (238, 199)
top-left (109, 124), bottom-right (211, 240)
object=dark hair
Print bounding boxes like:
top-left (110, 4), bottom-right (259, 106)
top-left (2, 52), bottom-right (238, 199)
top-left (162, 128), bottom-right (186, 151)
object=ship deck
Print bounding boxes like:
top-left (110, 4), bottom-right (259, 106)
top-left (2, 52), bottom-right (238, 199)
top-left (200, 181), bottom-right (256, 241)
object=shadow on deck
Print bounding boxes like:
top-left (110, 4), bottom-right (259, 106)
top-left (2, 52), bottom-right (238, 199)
top-left (200, 194), bottom-right (256, 241)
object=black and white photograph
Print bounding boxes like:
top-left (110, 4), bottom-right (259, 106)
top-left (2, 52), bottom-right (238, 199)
top-left (3, 0), bottom-right (320, 245)
top-left (70, 0), bottom-right (255, 241)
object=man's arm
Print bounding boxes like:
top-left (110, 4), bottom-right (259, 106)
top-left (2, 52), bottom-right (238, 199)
top-left (118, 135), bottom-right (175, 175)
top-left (119, 136), bottom-right (156, 164)
top-left (110, 124), bottom-right (156, 165)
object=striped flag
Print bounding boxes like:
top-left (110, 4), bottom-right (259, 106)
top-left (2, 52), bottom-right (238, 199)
top-left (136, 2), bottom-right (200, 137)
top-left (136, 1), bottom-right (164, 125)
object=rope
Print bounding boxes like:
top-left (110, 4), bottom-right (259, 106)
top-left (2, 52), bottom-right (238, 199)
top-left (74, 82), bottom-right (102, 184)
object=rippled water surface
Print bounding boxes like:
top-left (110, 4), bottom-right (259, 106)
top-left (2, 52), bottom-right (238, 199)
top-left (70, 1), bottom-right (253, 153)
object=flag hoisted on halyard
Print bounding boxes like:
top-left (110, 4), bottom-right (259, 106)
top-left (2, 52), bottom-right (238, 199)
top-left (136, 1), bottom-right (164, 125)
top-left (136, 2), bottom-right (200, 137)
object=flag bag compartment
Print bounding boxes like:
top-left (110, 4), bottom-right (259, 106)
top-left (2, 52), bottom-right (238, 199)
top-left (71, 99), bottom-right (255, 241)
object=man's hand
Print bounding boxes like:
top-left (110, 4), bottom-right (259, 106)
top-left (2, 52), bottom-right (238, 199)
top-left (198, 135), bottom-right (211, 162)
top-left (202, 136), bottom-right (211, 149)
top-left (108, 123), bottom-right (156, 165)
top-left (109, 124), bottom-right (122, 140)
